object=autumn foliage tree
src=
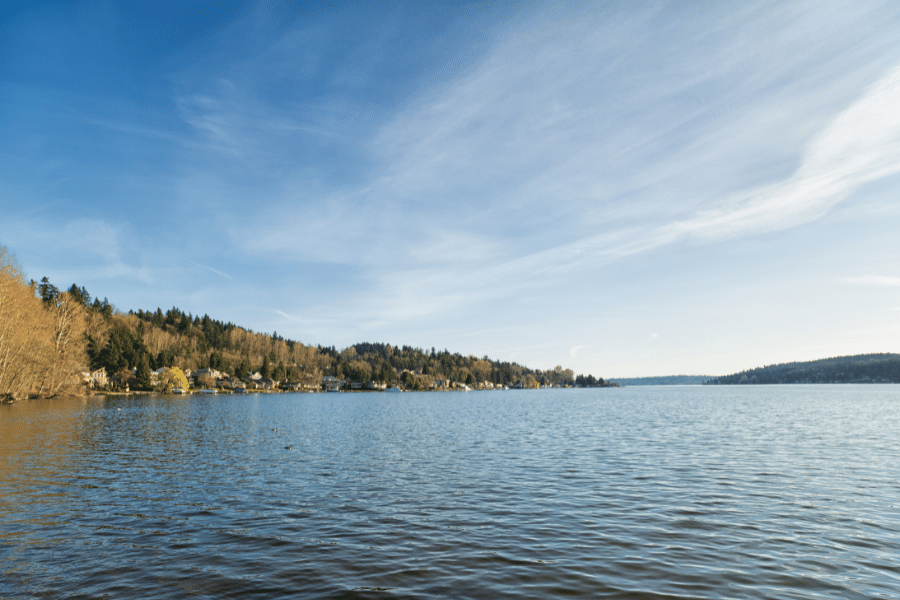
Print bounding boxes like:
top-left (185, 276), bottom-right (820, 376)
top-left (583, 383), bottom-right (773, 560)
top-left (0, 246), bottom-right (85, 400)
top-left (158, 367), bottom-right (189, 392)
top-left (37, 291), bottom-right (87, 396)
top-left (0, 248), bottom-right (48, 400)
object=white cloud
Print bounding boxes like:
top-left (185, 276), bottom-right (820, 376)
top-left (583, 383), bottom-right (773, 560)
top-left (673, 64), bottom-right (900, 240)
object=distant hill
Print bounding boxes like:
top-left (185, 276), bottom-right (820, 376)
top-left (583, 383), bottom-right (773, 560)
top-left (707, 353), bottom-right (900, 384)
top-left (610, 375), bottom-right (711, 386)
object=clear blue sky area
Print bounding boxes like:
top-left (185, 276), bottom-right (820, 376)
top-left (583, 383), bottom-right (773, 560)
top-left (3, 1), bottom-right (900, 377)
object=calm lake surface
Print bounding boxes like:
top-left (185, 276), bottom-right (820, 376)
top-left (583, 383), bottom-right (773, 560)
top-left (2, 386), bottom-right (899, 599)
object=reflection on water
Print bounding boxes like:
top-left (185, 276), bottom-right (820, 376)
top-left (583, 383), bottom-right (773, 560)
top-left (2, 386), bottom-right (900, 599)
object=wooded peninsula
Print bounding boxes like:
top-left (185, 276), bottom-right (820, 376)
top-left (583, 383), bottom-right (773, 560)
top-left (0, 246), bottom-right (614, 401)
top-left (706, 354), bottom-right (900, 385)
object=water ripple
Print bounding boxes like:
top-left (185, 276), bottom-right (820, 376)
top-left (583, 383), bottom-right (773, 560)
top-left (2, 386), bottom-right (900, 598)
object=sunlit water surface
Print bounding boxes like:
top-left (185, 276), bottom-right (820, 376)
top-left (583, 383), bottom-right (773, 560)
top-left (2, 386), bottom-right (899, 599)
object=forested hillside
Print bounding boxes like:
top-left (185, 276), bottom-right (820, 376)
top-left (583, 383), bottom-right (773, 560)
top-left (125, 312), bottom-right (582, 390)
top-left (1, 245), bottom-right (598, 399)
top-left (610, 375), bottom-right (711, 386)
top-left (707, 354), bottom-right (900, 384)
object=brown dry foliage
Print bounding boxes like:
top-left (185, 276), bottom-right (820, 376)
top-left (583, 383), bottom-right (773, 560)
top-left (0, 246), bottom-right (87, 400)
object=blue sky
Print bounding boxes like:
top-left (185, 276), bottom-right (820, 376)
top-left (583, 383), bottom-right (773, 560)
top-left (3, 1), bottom-right (900, 377)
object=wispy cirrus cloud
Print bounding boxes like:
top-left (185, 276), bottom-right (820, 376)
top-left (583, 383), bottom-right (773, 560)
top-left (467, 58), bottom-right (900, 275)
top-left (191, 262), bottom-right (236, 281)
top-left (176, 2), bottom-right (900, 276)
top-left (370, 1), bottom-right (900, 246)
top-left (338, 56), bottom-right (900, 331)
top-left (152, 1), bottom-right (900, 358)
top-left (670, 63), bottom-right (900, 241)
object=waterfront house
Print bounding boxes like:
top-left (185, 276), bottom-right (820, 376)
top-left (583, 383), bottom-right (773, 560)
top-left (321, 375), bottom-right (343, 391)
top-left (90, 367), bottom-right (108, 389)
top-left (193, 367), bottom-right (223, 380)
top-left (257, 377), bottom-right (277, 390)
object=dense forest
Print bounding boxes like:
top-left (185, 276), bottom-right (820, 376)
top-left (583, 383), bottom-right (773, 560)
top-left (0, 246), bottom-right (607, 400)
top-left (707, 354), bottom-right (900, 384)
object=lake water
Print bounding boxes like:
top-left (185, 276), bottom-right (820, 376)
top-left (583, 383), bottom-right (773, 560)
top-left (2, 386), bottom-right (899, 599)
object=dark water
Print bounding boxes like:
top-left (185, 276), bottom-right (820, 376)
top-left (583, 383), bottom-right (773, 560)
top-left (2, 386), bottom-right (899, 599)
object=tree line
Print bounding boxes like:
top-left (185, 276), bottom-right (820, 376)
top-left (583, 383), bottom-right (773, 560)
top-left (707, 354), bottom-right (900, 384)
top-left (320, 342), bottom-right (586, 390)
top-left (1, 245), bottom-right (606, 399)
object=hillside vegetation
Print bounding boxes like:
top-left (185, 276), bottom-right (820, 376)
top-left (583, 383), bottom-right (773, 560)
top-left (707, 354), bottom-right (900, 384)
top-left (0, 246), bottom-right (605, 399)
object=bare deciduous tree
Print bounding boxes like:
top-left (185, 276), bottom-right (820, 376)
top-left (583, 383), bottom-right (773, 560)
top-left (0, 246), bottom-right (86, 400)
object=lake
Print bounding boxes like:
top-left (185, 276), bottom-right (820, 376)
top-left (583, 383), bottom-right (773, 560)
top-left (2, 386), bottom-right (899, 599)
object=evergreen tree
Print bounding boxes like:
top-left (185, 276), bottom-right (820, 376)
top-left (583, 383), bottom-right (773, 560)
top-left (99, 298), bottom-right (113, 318)
top-left (401, 370), bottom-right (416, 388)
top-left (238, 357), bottom-right (251, 380)
top-left (155, 349), bottom-right (176, 369)
top-left (209, 351), bottom-right (221, 371)
top-left (66, 284), bottom-right (91, 307)
top-left (135, 354), bottom-right (152, 390)
top-left (99, 339), bottom-right (127, 373)
top-left (38, 277), bottom-right (59, 304)
top-left (379, 363), bottom-right (396, 383)
top-left (97, 324), bottom-right (149, 374)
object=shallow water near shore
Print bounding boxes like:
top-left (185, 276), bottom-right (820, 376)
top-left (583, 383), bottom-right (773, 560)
top-left (2, 385), bottom-right (899, 599)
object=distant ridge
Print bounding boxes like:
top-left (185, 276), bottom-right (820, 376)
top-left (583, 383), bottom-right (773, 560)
top-left (707, 353), bottom-right (900, 384)
top-left (610, 375), bottom-right (711, 386)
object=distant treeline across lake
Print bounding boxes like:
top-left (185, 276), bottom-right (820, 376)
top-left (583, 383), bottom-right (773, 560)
top-left (614, 353), bottom-right (900, 386)
top-left (708, 353), bottom-right (900, 384)
top-left (610, 375), bottom-right (711, 386)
